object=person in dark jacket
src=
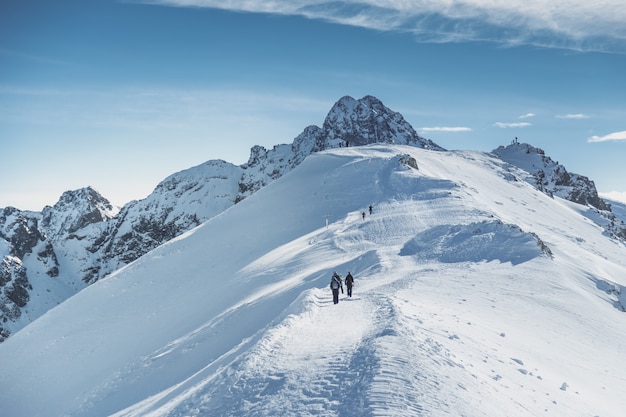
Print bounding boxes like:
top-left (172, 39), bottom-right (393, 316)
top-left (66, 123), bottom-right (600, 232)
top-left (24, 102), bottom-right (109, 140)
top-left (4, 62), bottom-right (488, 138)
top-left (345, 271), bottom-right (354, 297)
top-left (330, 271), bottom-right (343, 304)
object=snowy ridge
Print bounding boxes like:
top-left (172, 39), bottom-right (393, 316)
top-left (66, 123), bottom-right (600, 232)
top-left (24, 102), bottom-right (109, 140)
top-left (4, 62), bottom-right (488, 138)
top-left (98, 159), bottom-right (243, 268)
top-left (1, 145), bottom-right (625, 417)
top-left (3, 95), bottom-right (619, 344)
top-left (492, 142), bottom-right (626, 240)
top-left (0, 95), bottom-right (438, 340)
top-left (492, 142), bottom-right (609, 210)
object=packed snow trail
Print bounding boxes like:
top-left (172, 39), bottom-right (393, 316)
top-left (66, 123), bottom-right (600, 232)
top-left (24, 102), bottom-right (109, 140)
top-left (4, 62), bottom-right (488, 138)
top-left (115, 200), bottom-right (624, 416)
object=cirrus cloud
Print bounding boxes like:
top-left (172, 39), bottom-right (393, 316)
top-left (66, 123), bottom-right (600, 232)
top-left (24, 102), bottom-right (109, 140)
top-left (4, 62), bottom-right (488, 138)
top-left (420, 126), bottom-right (472, 133)
top-left (494, 122), bottom-right (532, 128)
top-left (599, 191), bottom-right (626, 205)
top-left (557, 113), bottom-right (589, 119)
top-left (587, 130), bottom-right (626, 143)
top-left (145, 0), bottom-right (626, 52)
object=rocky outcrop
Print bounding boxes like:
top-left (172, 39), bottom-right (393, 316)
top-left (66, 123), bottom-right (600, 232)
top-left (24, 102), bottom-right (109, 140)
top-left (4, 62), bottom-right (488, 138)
top-left (492, 142), bottom-right (610, 211)
top-left (492, 142), bottom-right (624, 241)
top-left (236, 95), bottom-right (443, 200)
top-left (40, 187), bottom-right (117, 239)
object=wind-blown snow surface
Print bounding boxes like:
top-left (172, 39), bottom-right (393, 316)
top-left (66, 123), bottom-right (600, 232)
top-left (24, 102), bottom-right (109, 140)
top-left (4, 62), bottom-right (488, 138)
top-left (1, 145), bottom-right (625, 417)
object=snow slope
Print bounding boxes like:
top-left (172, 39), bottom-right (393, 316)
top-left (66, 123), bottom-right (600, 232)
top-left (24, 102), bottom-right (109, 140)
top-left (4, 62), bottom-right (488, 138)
top-left (1, 145), bottom-right (625, 417)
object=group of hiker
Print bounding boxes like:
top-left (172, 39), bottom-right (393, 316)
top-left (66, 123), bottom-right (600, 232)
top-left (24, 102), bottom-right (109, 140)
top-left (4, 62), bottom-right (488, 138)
top-left (329, 206), bottom-right (372, 303)
top-left (329, 270), bottom-right (354, 304)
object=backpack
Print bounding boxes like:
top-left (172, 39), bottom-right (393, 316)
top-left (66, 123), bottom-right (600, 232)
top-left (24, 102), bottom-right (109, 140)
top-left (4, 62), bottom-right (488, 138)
top-left (345, 273), bottom-right (353, 285)
top-left (331, 275), bottom-right (341, 290)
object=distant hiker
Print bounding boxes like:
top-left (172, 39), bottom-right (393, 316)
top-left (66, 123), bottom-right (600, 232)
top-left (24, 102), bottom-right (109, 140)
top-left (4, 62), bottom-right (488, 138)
top-left (369, 204), bottom-right (373, 215)
top-left (330, 271), bottom-right (343, 304)
top-left (345, 271), bottom-right (354, 298)
top-left (346, 140), bottom-right (349, 147)
top-left (362, 211), bottom-right (366, 220)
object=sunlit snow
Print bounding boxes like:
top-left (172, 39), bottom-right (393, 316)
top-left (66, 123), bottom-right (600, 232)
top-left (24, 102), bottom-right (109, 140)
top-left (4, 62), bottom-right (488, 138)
top-left (1, 145), bottom-right (625, 417)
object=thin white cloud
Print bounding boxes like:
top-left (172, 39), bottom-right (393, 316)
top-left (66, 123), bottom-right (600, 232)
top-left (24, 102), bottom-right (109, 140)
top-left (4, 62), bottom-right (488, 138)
top-left (420, 126), bottom-right (472, 132)
top-left (0, 86), bottom-right (331, 146)
top-left (556, 113), bottom-right (589, 119)
top-left (519, 113), bottom-right (535, 119)
top-left (0, 47), bottom-right (69, 66)
top-left (493, 122), bottom-right (532, 128)
top-left (145, 0), bottom-right (626, 52)
top-left (587, 130), bottom-right (626, 143)
top-left (599, 191), bottom-right (626, 205)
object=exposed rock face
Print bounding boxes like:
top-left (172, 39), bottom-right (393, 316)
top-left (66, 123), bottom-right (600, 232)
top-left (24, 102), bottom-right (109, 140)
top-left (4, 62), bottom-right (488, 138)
top-left (40, 187), bottom-right (117, 238)
top-left (322, 95), bottom-right (443, 150)
top-left (0, 256), bottom-right (30, 331)
top-left (492, 142), bottom-right (610, 211)
top-left (88, 159), bottom-right (244, 280)
top-left (0, 187), bottom-right (117, 341)
top-left (237, 95), bottom-right (443, 200)
top-left (0, 207), bottom-right (44, 259)
top-left (492, 142), bottom-right (624, 240)
top-left (0, 209), bottom-right (41, 342)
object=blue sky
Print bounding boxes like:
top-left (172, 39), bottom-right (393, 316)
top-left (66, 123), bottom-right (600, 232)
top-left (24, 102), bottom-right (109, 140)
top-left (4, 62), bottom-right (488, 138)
top-left (1, 0), bottom-right (625, 210)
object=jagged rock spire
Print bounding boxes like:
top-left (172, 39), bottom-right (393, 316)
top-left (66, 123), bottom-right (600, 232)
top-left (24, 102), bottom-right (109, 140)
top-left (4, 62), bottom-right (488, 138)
top-left (322, 95), bottom-right (444, 150)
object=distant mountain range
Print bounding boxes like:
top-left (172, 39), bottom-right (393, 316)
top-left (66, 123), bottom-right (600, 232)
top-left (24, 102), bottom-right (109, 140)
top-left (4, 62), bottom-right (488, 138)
top-left (1, 95), bottom-right (623, 342)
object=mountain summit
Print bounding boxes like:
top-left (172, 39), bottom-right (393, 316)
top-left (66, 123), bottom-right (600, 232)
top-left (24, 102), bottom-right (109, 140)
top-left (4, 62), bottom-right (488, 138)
top-left (241, 95), bottom-right (442, 200)
top-left (493, 141), bottom-right (609, 210)
top-left (321, 95), bottom-right (443, 150)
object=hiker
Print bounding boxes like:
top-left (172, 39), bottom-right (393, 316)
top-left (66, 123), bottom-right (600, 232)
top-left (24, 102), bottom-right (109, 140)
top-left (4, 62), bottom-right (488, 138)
top-left (330, 271), bottom-right (343, 304)
top-left (369, 204), bottom-right (373, 215)
top-left (345, 271), bottom-right (354, 298)
top-left (362, 211), bottom-right (366, 220)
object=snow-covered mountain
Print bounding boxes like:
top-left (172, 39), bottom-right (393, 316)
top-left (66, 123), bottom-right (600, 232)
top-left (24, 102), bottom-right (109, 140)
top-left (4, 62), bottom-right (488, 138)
top-left (0, 95), bottom-right (441, 341)
top-left (1, 94), bottom-right (623, 349)
top-left (0, 187), bottom-right (118, 340)
top-left (492, 141), bottom-right (609, 210)
top-left (493, 141), bottom-right (626, 240)
top-left (1, 144), bottom-right (625, 417)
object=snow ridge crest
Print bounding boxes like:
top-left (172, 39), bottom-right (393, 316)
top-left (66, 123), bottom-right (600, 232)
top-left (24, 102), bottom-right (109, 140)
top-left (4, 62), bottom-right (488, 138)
top-left (0, 95), bottom-right (441, 340)
top-left (1, 96), bottom-right (622, 344)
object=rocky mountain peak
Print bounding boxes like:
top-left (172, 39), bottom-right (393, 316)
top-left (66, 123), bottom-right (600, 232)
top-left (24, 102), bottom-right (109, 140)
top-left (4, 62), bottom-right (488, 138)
top-left (240, 95), bottom-right (445, 199)
top-left (492, 142), bottom-right (610, 211)
top-left (40, 186), bottom-right (117, 238)
top-left (322, 95), bottom-right (444, 150)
